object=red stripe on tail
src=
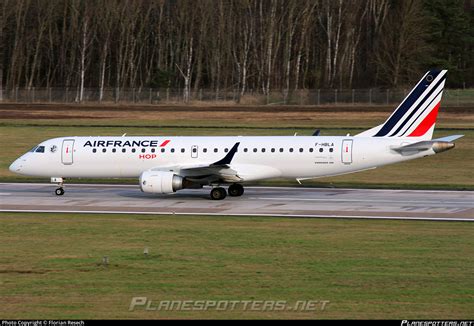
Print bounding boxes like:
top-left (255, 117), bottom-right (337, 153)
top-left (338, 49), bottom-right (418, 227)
top-left (159, 140), bottom-right (170, 147)
top-left (408, 102), bottom-right (440, 137)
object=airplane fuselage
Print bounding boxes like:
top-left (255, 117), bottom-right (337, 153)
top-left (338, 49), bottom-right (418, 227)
top-left (10, 135), bottom-right (432, 181)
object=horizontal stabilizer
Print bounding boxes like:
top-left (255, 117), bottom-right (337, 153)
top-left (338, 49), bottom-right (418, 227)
top-left (392, 136), bottom-right (461, 155)
top-left (432, 135), bottom-right (464, 142)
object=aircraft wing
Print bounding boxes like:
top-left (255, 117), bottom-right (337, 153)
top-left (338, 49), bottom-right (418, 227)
top-left (148, 142), bottom-right (243, 183)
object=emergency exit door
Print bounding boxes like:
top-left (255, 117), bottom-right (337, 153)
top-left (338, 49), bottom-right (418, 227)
top-left (341, 139), bottom-right (353, 164)
top-left (62, 139), bottom-right (75, 165)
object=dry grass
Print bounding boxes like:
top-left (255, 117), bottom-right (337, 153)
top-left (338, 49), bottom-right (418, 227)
top-left (1, 103), bottom-right (473, 128)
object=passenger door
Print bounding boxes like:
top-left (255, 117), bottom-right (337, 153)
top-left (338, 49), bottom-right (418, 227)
top-left (341, 139), bottom-right (353, 164)
top-left (62, 139), bottom-right (75, 165)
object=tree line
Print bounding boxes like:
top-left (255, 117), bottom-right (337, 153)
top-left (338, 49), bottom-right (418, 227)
top-left (1, 0), bottom-right (472, 102)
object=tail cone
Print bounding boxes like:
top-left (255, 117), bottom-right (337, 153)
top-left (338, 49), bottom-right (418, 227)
top-left (432, 142), bottom-right (455, 153)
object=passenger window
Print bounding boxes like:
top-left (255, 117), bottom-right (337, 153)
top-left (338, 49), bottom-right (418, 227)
top-left (181, 148), bottom-right (185, 153)
top-left (122, 148), bottom-right (126, 153)
top-left (319, 148), bottom-right (323, 153)
top-left (309, 148), bottom-right (314, 152)
top-left (203, 148), bottom-right (207, 153)
top-left (112, 148), bottom-right (116, 153)
top-left (161, 148), bottom-right (165, 153)
top-left (271, 148), bottom-right (275, 153)
top-left (93, 148), bottom-right (97, 153)
top-left (244, 148), bottom-right (248, 152)
top-left (35, 146), bottom-right (45, 153)
top-left (102, 148), bottom-right (107, 153)
top-left (329, 148), bottom-right (334, 153)
top-left (214, 148), bottom-right (218, 153)
top-left (262, 148), bottom-right (266, 153)
top-left (289, 148), bottom-right (294, 152)
top-left (299, 148), bottom-right (303, 153)
top-left (224, 148), bottom-right (228, 153)
top-left (253, 148), bottom-right (257, 153)
top-left (192, 148), bottom-right (197, 153)
top-left (151, 148), bottom-right (156, 153)
top-left (171, 148), bottom-right (175, 153)
top-left (141, 148), bottom-right (146, 153)
top-left (279, 148), bottom-right (284, 152)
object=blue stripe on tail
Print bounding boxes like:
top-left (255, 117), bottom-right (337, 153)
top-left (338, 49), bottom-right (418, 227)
top-left (388, 74), bottom-right (446, 137)
top-left (374, 69), bottom-right (442, 137)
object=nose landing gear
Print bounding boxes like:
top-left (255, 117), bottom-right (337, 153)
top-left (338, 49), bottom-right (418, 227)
top-left (52, 177), bottom-right (65, 196)
top-left (55, 187), bottom-right (65, 196)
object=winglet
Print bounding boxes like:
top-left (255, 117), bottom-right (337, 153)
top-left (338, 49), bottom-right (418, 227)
top-left (211, 142), bottom-right (240, 166)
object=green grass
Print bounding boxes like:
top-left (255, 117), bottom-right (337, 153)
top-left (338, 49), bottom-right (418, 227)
top-left (1, 121), bottom-right (472, 189)
top-left (0, 213), bottom-right (473, 319)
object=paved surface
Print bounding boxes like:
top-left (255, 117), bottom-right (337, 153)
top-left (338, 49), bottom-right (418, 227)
top-left (0, 183), bottom-right (473, 222)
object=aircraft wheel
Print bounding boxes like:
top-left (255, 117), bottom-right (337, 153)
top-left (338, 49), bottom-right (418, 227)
top-left (228, 184), bottom-right (244, 197)
top-left (210, 187), bottom-right (227, 200)
top-left (55, 187), bottom-right (65, 196)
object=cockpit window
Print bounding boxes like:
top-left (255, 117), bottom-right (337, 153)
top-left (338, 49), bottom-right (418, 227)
top-left (35, 146), bottom-right (45, 153)
top-left (29, 146), bottom-right (38, 152)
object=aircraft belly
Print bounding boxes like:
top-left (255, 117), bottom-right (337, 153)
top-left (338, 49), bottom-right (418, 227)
top-left (230, 164), bottom-right (282, 182)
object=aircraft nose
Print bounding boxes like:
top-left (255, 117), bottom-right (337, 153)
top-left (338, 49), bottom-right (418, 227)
top-left (9, 159), bottom-right (21, 173)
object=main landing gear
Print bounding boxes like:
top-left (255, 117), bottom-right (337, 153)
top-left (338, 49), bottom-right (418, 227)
top-left (210, 184), bottom-right (244, 200)
top-left (55, 187), bottom-right (65, 196)
top-left (228, 183), bottom-right (244, 197)
top-left (210, 187), bottom-right (227, 200)
top-left (52, 177), bottom-right (65, 196)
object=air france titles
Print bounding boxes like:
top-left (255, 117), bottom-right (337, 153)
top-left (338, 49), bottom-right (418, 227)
top-left (84, 140), bottom-right (159, 148)
top-left (84, 139), bottom-right (161, 160)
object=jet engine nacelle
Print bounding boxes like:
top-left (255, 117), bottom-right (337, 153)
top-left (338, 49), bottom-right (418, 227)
top-left (139, 171), bottom-right (184, 194)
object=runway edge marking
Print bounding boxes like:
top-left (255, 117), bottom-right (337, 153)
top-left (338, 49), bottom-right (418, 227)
top-left (1, 209), bottom-right (473, 222)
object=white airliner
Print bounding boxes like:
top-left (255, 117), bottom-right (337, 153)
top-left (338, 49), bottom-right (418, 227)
top-left (10, 70), bottom-right (463, 200)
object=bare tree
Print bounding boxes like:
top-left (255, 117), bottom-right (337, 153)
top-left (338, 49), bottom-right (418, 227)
top-left (375, 0), bottom-right (430, 86)
top-left (2, 0), bottom-right (467, 97)
top-left (0, 0), bottom-right (15, 99)
top-left (96, 0), bottom-right (115, 101)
